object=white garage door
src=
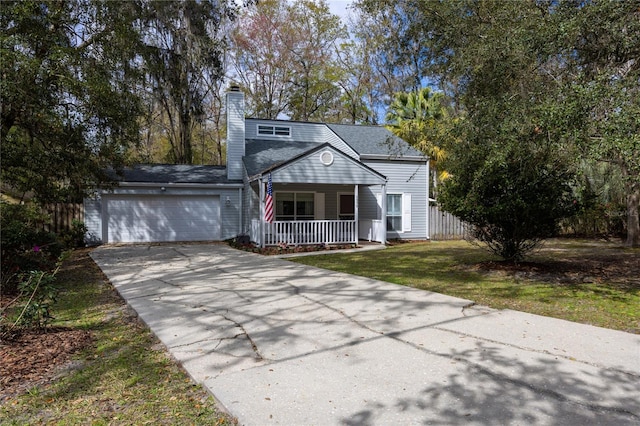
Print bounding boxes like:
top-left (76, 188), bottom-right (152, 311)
top-left (105, 195), bottom-right (221, 243)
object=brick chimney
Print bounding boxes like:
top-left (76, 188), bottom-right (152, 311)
top-left (226, 86), bottom-right (245, 181)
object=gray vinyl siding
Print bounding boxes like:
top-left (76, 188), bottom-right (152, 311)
top-left (361, 159), bottom-right (429, 240)
top-left (358, 185), bottom-right (381, 222)
top-left (218, 188), bottom-right (242, 239)
top-left (246, 119), bottom-right (358, 159)
top-left (84, 197), bottom-right (102, 245)
top-left (322, 129), bottom-right (359, 158)
top-left (226, 91), bottom-right (245, 180)
top-left (273, 147), bottom-right (384, 185)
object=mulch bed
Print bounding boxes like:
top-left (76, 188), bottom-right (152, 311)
top-left (469, 254), bottom-right (640, 288)
top-left (0, 327), bottom-right (93, 402)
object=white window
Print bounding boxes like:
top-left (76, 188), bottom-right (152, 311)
top-left (257, 124), bottom-right (291, 137)
top-left (387, 194), bottom-right (402, 231)
top-left (385, 193), bottom-right (412, 232)
top-left (276, 192), bottom-right (314, 220)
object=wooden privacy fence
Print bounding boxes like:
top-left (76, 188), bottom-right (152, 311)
top-left (429, 205), bottom-right (468, 240)
top-left (41, 203), bottom-right (84, 234)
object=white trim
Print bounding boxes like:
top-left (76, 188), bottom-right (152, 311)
top-left (257, 124), bottom-right (291, 137)
top-left (320, 150), bottom-right (334, 166)
top-left (259, 175), bottom-right (265, 247)
top-left (354, 185), bottom-right (359, 239)
top-left (402, 193), bottom-right (412, 232)
top-left (238, 187), bottom-right (243, 236)
top-left (381, 184), bottom-right (387, 245)
top-left (116, 182), bottom-right (244, 189)
top-left (360, 154), bottom-right (427, 161)
top-left (263, 219), bottom-right (357, 245)
top-left (426, 161), bottom-right (431, 239)
top-left (386, 192), bottom-right (404, 233)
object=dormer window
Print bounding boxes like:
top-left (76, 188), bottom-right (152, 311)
top-left (257, 124), bottom-right (291, 137)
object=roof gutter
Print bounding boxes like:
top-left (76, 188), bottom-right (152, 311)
top-left (114, 182), bottom-right (244, 189)
top-left (359, 154), bottom-right (428, 161)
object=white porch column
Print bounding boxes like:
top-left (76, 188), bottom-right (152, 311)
top-left (354, 184), bottom-right (359, 244)
top-left (259, 175), bottom-right (265, 248)
top-left (381, 181), bottom-right (387, 246)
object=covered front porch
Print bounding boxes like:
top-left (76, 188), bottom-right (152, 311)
top-left (249, 183), bottom-right (387, 247)
top-left (245, 143), bottom-right (388, 247)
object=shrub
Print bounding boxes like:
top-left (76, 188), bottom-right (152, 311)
top-left (60, 219), bottom-right (88, 248)
top-left (1, 263), bottom-right (62, 338)
top-left (439, 140), bottom-right (577, 262)
top-left (0, 202), bottom-right (62, 294)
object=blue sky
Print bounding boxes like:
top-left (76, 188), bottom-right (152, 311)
top-left (327, 0), bottom-right (353, 22)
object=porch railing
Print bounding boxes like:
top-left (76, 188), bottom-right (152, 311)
top-left (358, 219), bottom-right (384, 243)
top-left (258, 220), bottom-right (357, 246)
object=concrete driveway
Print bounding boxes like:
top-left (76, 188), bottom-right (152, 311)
top-left (91, 243), bottom-right (640, 425)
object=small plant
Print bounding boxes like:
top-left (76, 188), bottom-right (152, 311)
top-left (1, 202), bottom-right (62, 294)
top-left (60, 219), bottom-right (88, 248)
top-left (15, 269), bottom-right (59, 328)
top-left (1, 255), bottom-right (67, 339)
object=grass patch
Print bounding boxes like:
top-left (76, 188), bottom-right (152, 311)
top-left (1, 249), bottom-right (237, 425)
top-left (289, 239), bottom-right (639, 333)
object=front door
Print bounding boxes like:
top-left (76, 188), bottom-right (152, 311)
top-left (338, 193), bottom-right (355, 220)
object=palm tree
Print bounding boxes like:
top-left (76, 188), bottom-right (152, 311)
top-left (385, 88), bottom-right (452, 186)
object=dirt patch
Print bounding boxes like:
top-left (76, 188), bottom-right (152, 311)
top-left (0, 327), bottom-right (93, 401)
top-left (468, 245), bottom-right (640, 289)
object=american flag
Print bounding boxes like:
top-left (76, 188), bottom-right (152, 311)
top-left (264, 173), bottom-right (274, 223)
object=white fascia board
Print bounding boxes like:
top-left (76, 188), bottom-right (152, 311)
top-left (359, 154), bottom-right (428, 161)
top-left (115, 182), bottom-right (244, 189)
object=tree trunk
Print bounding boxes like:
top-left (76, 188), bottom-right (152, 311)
top-left (179, 114), bottom-right (192, 164)
top-left (626, 182), bottom-right (640, 247)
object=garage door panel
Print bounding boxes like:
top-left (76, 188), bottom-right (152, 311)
top-left (105, 195), bottom-right (220, 243)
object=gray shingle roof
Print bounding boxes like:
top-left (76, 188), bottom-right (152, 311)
top-left (326, 123), bottom-right (424, 157)
top-left (115, 164), bottom-right (236, 184)
top-left (243, 139), bottom-right (323, 177)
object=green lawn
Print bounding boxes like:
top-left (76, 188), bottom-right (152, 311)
top-left (1, 250), bottom-right (237, 425)
top-left (289, 239), bottom-right (639, 333)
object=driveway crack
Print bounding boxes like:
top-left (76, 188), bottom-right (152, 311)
top-left (219, 312), bottom-right (264, 361)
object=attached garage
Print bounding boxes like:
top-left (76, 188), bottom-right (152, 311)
top-left (104, 195), bottom-right (221, 243)
top-left (83, 165), bottom-right (243, 245)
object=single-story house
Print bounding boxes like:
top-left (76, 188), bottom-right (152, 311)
top-left (85, 87), bottom-right (432, 246)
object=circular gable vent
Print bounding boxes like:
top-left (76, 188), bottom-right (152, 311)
top-left (320, 150), bottom-right (334, 166)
